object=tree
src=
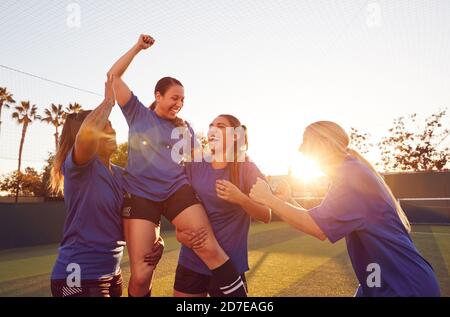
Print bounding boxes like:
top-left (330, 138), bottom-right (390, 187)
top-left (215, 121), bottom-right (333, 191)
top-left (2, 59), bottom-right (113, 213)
top-left (0, 153), bottom-right (62, 199)
top-left (65, 102), bottom-right (83, 116)
top-left (0, 167), bottom-right (44, 197)
top-left (377, 109), bottom-right (449, 172)
top-left (11, 101), bottom-right (40, 202)
top-left (349, 127), bottom-right (373, 155)
top-left (41, 103), bottom-right (65, 151)
top-left (110, 142), bottom-right (128, 168)
top-left (0, 87), bottom-right (16, 136)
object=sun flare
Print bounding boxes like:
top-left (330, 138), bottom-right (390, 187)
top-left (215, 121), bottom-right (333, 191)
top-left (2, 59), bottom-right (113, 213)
top-left (290, 153), bottom-right (325, 182)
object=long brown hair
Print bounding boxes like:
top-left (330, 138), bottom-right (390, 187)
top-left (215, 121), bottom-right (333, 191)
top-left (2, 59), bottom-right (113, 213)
top-left (218, 114), bottom-right (249, 190)
top-left (50, 111), bottom-right (91, 194)
top-left (306, 121), bottom-right (411, 232)
top-left (149, 77), bottom-right (186, 127)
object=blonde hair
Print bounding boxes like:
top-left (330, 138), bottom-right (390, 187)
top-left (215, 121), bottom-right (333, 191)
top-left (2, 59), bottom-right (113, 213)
top-left (50, 111), bottom-right (91, 195)
top-left (306, 121), bottom-right (411, 232)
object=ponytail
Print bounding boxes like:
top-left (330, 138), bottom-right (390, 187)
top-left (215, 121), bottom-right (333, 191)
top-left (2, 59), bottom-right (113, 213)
top-left (217, 115), bottom-right (249, 190)
top-left (347, 148), bottom-right (411, 233)
top-left (50, 111), bottom-right (92, 195)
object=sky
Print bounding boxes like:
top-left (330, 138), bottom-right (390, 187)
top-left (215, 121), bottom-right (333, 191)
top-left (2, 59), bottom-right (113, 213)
top-left (0, 0), bottom-right (449, 178)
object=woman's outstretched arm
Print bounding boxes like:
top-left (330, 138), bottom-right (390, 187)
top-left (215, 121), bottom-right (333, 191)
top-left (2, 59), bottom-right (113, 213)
top-left (250, 178), bottom-right (326, 240)
top-left (274, 180), bottom-right (302, 207)
top-left (216, 179), bottom-right (271, 223)
top-left (107, 34), bottom-right (155, 107)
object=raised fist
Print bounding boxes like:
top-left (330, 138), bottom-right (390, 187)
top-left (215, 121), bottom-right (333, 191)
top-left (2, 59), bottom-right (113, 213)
top-left (137, 34), bottom-right (155, 50)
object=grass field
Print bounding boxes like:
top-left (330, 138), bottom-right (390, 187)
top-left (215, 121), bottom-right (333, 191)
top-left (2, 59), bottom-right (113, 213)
top-left (0, 222), bottom-right (449, 297)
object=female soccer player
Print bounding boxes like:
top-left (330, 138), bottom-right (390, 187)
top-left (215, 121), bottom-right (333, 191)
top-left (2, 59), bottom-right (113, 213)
top-left (107, 35), bottom-right (247, 297)
top-left (50, 76), bottom-right (163, 297)
top-left (249, 121), bottom-right (440, 297)
top-left (174, 114), bottom-right (271, 296)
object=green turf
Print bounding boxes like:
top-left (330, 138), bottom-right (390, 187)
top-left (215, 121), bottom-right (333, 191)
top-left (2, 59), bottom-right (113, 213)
top-left (0, 222), bottom-right (449, 297)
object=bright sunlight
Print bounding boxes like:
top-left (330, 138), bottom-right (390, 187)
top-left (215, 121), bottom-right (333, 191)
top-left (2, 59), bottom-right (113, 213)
top-left (290, 152), bottom-right (325, 182)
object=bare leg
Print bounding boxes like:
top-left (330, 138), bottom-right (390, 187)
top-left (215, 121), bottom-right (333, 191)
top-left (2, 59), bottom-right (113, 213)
top-left (171, 203), bottom-right (247, 297)
top-left (124, 219), bottom-right (159, 297)
top-left (172, 204), bottom-right (228, 269)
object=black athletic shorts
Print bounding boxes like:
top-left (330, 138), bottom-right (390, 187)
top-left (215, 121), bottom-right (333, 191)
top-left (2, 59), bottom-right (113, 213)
top-left (174, 264), bottom-right (248, 297)
top-left (51, 272), bottom-right (123, 297)
top-left (121, 184), bottom-right (201, 225)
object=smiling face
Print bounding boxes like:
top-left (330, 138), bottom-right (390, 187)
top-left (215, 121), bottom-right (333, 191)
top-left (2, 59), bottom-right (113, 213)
top-left (207, 116), bottom-right (233, 156)
top-left (154, 84), bottom-right (185, 120)
top-left (207, 115), bottom-right (248, 163)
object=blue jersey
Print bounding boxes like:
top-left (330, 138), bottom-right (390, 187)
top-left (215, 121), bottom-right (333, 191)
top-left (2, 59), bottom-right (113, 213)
top-left (51, 149), bottom-right (125, 280)
top-left (178, 160), bottom-right (265, 275)
top-left (120, 93), bottom-right (195, 201)
top-left (310, 156), bottom-right (440, 297)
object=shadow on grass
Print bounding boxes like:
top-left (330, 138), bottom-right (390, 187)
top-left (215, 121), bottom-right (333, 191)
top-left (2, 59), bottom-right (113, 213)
top-left (411, 225), bottom-right (450, 296)
top-left (275, 250), bottom-right (357, 297)
top-left (1, 224), bottom-right (449, 297)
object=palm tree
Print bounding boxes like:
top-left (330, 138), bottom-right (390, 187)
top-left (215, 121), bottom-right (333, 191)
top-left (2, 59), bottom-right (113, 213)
top-left (65, 102), bottom-right (83, 115)
top-left (11, 101), bottom-right (40, 203)
top-left (0, 87), bottom-right (16, 136)
top-left (41, 103), bottom-right (65, 151)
